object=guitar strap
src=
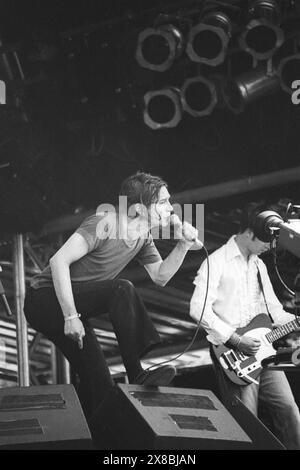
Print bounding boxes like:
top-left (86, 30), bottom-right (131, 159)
top-left (256, 262), bottom-right (274, 323)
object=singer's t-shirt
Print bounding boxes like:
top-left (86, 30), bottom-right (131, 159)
top-left (30, 212), bottom-right (162, 290)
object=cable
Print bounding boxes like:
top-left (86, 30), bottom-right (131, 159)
top-left (271, 238), bottom-right (295, 296)
top-left (138, 244), bottom-right (210, 375)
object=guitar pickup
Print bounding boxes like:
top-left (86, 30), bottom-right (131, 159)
top-left (222, 350), bottom-right (241, 370)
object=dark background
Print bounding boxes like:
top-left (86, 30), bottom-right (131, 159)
top-left (0, 0), bottom-right (300, 233)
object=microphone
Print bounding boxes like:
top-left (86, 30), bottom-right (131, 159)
top-left (170, 213), bottom-right (203, 248)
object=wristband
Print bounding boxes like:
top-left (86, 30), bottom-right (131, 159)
top-left (229, 332), bottom-right (241, 348)
top-left (64, 313), bottom-right (81, 321)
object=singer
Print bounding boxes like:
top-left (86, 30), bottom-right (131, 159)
top-left (23, 171), bottom-right (199, 422)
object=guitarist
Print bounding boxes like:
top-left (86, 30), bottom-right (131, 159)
top-left (190, 204), bottom-right (300, 449)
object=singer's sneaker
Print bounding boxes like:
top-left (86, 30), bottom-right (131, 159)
top-left (132, 365), bottom-right (176, 386)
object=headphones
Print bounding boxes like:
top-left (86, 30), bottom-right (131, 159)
top-left (252, 210), bottom-right (283, 242)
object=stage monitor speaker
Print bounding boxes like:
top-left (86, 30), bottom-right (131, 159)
top-left (90, 384), bottom-right (253, 450)
top-left (0, 384), bottom-right (92, 449)
top-left (226, 396), bottom-right (286, 450)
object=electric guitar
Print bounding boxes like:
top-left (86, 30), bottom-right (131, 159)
top-left (212, 314), bottom-right (300, 386)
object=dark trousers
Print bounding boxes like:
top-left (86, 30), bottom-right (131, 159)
top-left (210, 345), bottom-right (300, 449)
top-left (23, 279), bottom-right (161, 420)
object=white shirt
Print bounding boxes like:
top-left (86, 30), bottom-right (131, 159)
top-left (190, 235), bottom-right (295, 345)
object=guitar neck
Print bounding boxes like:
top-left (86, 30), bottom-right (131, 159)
top-left (265, 318), bottom-right (300, 344)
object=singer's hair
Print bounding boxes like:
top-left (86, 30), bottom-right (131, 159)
top-left (238, 202), bottom-right (268, 238)
top-left (119, 171), bottom-right (167, 208)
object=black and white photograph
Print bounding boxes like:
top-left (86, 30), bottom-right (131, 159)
top-left (0, 0), bottom-right (300, 454)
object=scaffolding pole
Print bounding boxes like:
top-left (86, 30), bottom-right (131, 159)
top-left (24, 240), bottom-right (65, 384)
top-left (13, 233), bottom-right (30, 386)
top-left (56, 349), bottom-right (71, 384)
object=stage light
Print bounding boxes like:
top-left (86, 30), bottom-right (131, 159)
top-left (239, 0), bottom-right (284, 60)
top-left (136, 25), bottom-right (184, 72)
top-left (181, 76), bottom-right (217, 117)
top-left (222, 66), bottom-right (280, 113)
top-left (186, 11), bottom-right (232, 66)
top-left (278, 54), bottom-right (300, 94)
top-left (143, 88), bottom-right (182, 129)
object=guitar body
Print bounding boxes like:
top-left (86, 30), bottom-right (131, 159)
top-left (212, 314), bottom-right (275, 386)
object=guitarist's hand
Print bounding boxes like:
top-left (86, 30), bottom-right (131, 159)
top-left (238, 336), bottom-right (261, 356)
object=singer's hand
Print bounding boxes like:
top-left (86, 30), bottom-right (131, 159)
top-left (64, 317), bottom-right (86, 349)
top-left (181, 221), bottom-right (199, 247)
top-left (171, 214), bottom-right (202, 250)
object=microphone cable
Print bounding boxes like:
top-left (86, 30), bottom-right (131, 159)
top-left (137, 244), bottom-right (210, 375)
top-left (271, 237), bottom-right (295, 296)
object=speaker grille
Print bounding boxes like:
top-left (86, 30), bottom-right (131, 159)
top-left (0, 393), bottom-right (66, 411)
top-left (0, 418), bottom-right (43, 437)
top-left (170, 414), bottom-right (218, 431)
top-left (131, 391), bottom-right (217, 410)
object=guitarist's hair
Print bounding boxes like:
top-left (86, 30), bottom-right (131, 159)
top-left (238, 202), bottom-right (269, 238)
